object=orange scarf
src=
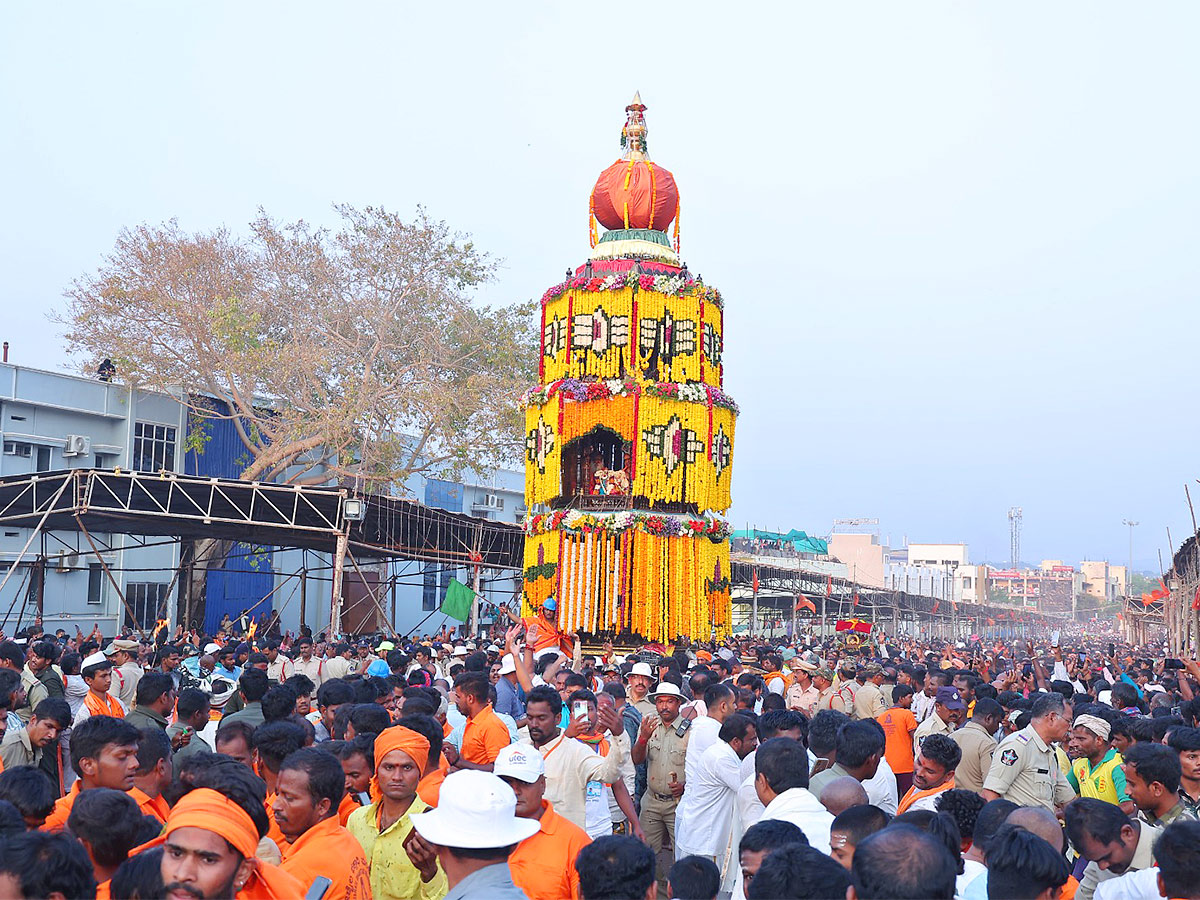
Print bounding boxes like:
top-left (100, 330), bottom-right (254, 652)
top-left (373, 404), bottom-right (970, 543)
top-left (897, 776), bottom-right (955, 815)
top-left (84, 691), bottom-right (123, 718)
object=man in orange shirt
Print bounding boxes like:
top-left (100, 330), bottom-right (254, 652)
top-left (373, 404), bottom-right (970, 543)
top-left (495, 742), bottom-right (591, 900)
top-left (77, 652), bottom-right (127, 721)
top-left (444, 672), bottom-right (511, 771)
top-left (43, 715), bottom-right (140, 830)
top-left (397, 713), bottom-right (447, 807)
top-left (140, 785), bottom-right (304, 899)
top-left (67, 787), bottom-right (146, 895)
top-left (505, 598), bottom-right (574, 657)
top-left (876, 684), bottom-right (918, 796)
top-left (129, 727), bottom-right (172, 822)
top-left (273, 747), bottom-right (372, 900)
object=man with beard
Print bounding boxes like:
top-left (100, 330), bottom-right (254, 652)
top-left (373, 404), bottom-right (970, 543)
top-left (273, 747), bottom-right (370, 900)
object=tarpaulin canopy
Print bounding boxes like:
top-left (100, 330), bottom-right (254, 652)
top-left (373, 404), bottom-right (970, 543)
top-left (733, 528), bottom-right (828, 555)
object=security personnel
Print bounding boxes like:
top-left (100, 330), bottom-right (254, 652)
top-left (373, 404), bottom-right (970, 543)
top-left (813, 668), bottom-right (846, 713)
top-left (982, 692), bottom-right (1076, 811)
top-left (852, 663), bottom-right (887, 720)
top-left (631, 682), bottom-right (689, 892)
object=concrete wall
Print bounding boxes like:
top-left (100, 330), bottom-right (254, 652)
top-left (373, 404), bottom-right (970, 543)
top-left (829, 533), bottom-right (885, 588)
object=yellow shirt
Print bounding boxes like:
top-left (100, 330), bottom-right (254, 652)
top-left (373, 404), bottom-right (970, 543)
top-left (346, 797), bottom-right (448, 900)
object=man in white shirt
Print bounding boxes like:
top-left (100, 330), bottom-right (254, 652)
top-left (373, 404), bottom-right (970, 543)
top-left (912, 669), bottom-right (950, 724)
top-left (675, 713), bottom-right (758, 864)
top-left (264, 641), bottom-right (294, 683)
top-left (322, 643), bottom-right (357, 681)
top-left (753, 737), bottom-right (834, 854)
top-left (683, 683), bottom-right (737, 791)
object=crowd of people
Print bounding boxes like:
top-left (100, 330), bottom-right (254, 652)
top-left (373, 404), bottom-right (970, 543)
top-left (0, 603), bottom-right (1198, 900)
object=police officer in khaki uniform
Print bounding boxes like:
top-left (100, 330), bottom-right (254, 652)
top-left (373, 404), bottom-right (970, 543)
top-left (813, 668), bottom-right (846, 713)
top-left (631, 681), bottom-right (689, 892)
top-left (982, 692), bottom-right (1075, 811)
top-left (852, 663), bottom-right (887, 720)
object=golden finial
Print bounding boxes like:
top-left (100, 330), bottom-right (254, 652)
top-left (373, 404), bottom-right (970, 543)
top-left (621, 91), bottom-right (649, 161)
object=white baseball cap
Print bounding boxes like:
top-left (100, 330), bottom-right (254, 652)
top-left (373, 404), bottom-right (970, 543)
top-left (409, 770), bottom-right (539, 847)
top-left (204, 643), bottom-right (221, 654)
top-left (498, 654), bottom-right (517, 676)
top-left (493, 743), bottom-right (545, 783)
top-left (629, 662), bottom-right (654, 678)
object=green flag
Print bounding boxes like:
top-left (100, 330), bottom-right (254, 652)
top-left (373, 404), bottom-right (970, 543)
top-left (440, 577), bottom-right (476, 623)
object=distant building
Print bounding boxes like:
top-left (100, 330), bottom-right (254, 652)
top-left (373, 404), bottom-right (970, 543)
top-left (1079, 560), bottom-right (1126, 604)
top-left (0, 361), bottom-right (184, 633)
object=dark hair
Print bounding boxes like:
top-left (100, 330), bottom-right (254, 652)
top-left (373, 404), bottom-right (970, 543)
top-left (261, 684), bottom-right (299, 722)
top-left (852, 825), bottom-right (957, 900)
top-left (703, 682), bottom-right (735, 710)
top-left (563, 672), bottom-right (590, 692)
top-left (972, 697), bottom-right (1003, 721)
top-left (761, 693), bottom-right (786, 713)
top-left (1122, 741), bottom-right (1181, 794)
top-left (279, 746), bottom-right (345, 809)
top-left (1111, 682), bottom-right (1141, 711)
top-left (755, 737), bottom-right (810, 792)
top-left (601, 682), bottom-right (626, 702)
top-left (70, 715), bottom-right (141, 777)
top-left (0, 800), bottom-right (23, 837)
top-left (928, 670), bottom-right (951, 689)
top-left (111, 844), bottom-right (165, 899)
top-left (397, 714), bottom-right (443, 763)
top-left (985, 824), bottom-right (1070, 900)
top-left (59, 651), bottom-right (81, 676)
top-left (336, 734), bottom-right (376, 770)
top-left (251, 721), bottom-right (307, 772)
top-left (350, 704), bottom-right (392, 738)
top-left (926, 811), bottom-right (964, 875)
top-left (215, 718), bottom-right (256, 751)
top-left (1168, 725), bottom-right (1200, 753)
top-left (975, 798), bottom-right (1020, 853)
top-left (830, 805), bottom-right (890, 846)
top-left (739, 818), bottom-right (807, 855)
top-left (918, 733), bottom-right (962, 771)
top-left (1152, 716), bottom-right (1185, 742)
top-left (30, 641), bottom-right (60, 663)
top-left (0, 642), bottom-right (25, 669)
top-left (0, 766), bottom-right (55, 821)
top-left (176, 687), bottom-right (211, 720)
top-left (317, 679), bottom-right (355, 708)
top-left (668, 855), bottom-right (720, 900)
top-left (719, 713), bottom-right (756, 745)
top-left (284, 673), bottom-right (315, 698)
top-left (1064, 797), bottom-right (1131, 848)
top-left (0, 830), bottom-right (97, 898)
top-left (808, 709), bottom-right (849, 757)
top-left (238, 668), bottom-right (270, 702)
top-left (135, 727), bottom-right (172, 776)
top-left (576, 834), bottom-right (656, 900)
top-left (67, 787), bottom-right (143, 867)
top-left (748, 842), bottom-right (851, 900)
top-left (135, 672), bottom-right (174, 707)
top-left (759, 709), bottom-right (809, 743)
top-left (31, 697), bottom-right (71, 729)
top-left (525, 684), bottom-right (564, 716)
top-left (836, 722), bottom-right (885, 769)
top-left (1127, 716), bottom-right (1156, 744)
top-left (935, 788), bottom-right (986, 840)
top-left (1155, 819), bottom-right (1200, 899)
top-left (893, 683), bottom-right (915, 702)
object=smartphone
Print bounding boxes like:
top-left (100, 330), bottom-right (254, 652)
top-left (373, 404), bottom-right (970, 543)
top-left (1108, 643), bottom-right (1116, 657)
top-left (572, 700), bottom-right (588, 721)
top-left (1078, 652), bottom-right (1086, 665)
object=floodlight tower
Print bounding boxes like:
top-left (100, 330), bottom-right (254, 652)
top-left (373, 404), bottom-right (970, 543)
top-left (1008, 507), bottom-right (1023, 570)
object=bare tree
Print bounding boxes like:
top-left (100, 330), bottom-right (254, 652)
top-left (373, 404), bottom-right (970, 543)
top-left (58, 205), bottom-right (537, 491)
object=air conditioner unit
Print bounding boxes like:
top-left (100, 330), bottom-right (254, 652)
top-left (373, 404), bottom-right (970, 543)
top-left (484, 494), bottom-right (502, 509)
top-left (56, 552), bottom-right (81, 572)
top-left (63, 435), bottom-right (91, 457)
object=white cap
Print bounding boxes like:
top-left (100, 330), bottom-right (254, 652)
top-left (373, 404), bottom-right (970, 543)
top-left (498, 654), bottom-right (517, 676)
top-left (613, 655), bottom-right (627, 665)
top-left (81, 651), bottom-right (109, 670)
top-left (649, 682), bottom-right (684, 700)
top-left (452, 646), bottom-right (469, 657)
top-left (1097, 690), bottom-right (1113, 706)
top-left (465, 642), bottom-right (477, 650)
top-left (493, 742), bottom-right (545, 783)
top-left (409, 770), bottom-right (539, 847)
top-left (629, 662), bottom-right (654, 678)
top-left (204, 643), bottom-right (221, 654)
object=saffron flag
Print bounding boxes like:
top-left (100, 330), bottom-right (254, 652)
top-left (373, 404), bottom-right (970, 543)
top-left (752, 569), bottom-right (760, 594)
top-left (1192, 585), bottom-right (1200, 612)
top-left (440, 578), bottom-right (476, 623)
top-left (796, 596), bottom-right (817, 613)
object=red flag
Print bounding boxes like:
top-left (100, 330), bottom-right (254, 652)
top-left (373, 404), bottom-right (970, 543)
top-left (986, 617), bottom-right (995, 626)
top-left (852, 593), bottom-right (860, 607)
top-left (836, 619), bottom-right (872, 634)
top-left (1192, 585), bottom-right (1200, 612)
top-left (796, 596), bottom-right (817, 613)
top-left (752, 569), bottom-right (759, 594)
top-left (827, 575), bottom-right (833, 597)
top-left (931, 600), bottom-right (941, 614)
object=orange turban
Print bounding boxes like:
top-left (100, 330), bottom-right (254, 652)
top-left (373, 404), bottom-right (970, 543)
top-left (133, 788), bottom-right (259, 858)
top-left (375, 725), bottom-right (430, 776)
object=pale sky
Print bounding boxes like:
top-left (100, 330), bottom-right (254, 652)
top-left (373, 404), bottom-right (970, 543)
top-left (2, 2), bottom-right (1197, 572)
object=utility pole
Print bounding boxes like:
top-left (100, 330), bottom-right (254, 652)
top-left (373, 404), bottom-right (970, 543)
top-left (1122, 519), bottom-right (1138, 598)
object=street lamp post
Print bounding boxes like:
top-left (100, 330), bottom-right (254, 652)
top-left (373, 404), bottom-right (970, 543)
top-left (1123, 519), bottom-right (1138, 599)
